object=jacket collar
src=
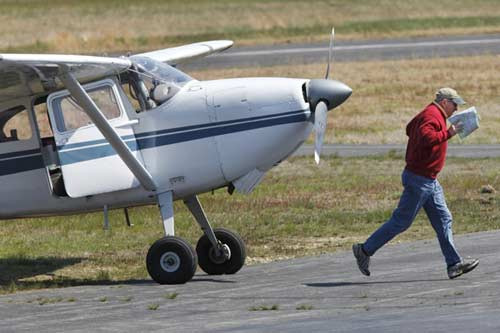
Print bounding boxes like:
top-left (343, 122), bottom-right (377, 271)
top-left (432, 101), bottom-right (448, 119)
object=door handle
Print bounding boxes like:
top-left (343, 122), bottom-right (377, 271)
top-left (114, 119), bottom-right (139, 128)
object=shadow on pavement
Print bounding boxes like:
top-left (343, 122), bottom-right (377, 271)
top-left (191, 277), bottom-right (236, 283)
top-left (304, 279), bottom-right (448, 287)
top-left (0, 257), bottom-right (84, 283)
top-left (0, 256), bottom-right (156, 291)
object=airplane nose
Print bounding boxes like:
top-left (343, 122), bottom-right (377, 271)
top-left (307, 79), bottom-right (352, 111)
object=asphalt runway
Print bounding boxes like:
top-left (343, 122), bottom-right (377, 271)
top-left (1, 230), bottom-right (498, 332)
top-left (181, 34), bottom-right (500, 70)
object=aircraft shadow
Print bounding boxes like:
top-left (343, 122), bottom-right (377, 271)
top-left (304, 279), bottom-right (448, 288)
top-left (0, 257), bottom-right (153, 289)
top-left (0, 257), bottom-right (237, 291)
top-left (0, 256), bottom-right (84, 283)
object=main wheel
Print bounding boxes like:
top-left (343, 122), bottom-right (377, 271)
top-left (146, 236), bottom-right (197, 284)
top-left (196, 228), bottom-right (246, 275)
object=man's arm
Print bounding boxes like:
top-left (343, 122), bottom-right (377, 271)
top-left (419, 116), bottom-right (455, 146)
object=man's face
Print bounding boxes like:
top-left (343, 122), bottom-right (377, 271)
top-left (442, 98), bottom-right (457, 117)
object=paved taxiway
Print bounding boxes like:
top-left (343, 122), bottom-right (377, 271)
top-left (182, 34), bottom-right (500, 70)
top-left (1, 230), bottom-right (498, 332)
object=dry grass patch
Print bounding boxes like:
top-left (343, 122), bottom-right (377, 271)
top-left (1, 0), bottom-right (499, 53)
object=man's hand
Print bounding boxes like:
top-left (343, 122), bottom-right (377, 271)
top-left (449, 122), bottom-right (463, 137)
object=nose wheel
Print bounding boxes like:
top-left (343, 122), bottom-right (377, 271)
top-left (196, 228), bottom-right (246, 275)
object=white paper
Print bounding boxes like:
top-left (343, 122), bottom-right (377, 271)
top-left (448, 106), bottom-right (480, 139)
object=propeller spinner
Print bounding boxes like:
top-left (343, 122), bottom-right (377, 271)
top-left (308, 79), bottom-right (352, 163)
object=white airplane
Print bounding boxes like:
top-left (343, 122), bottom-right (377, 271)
top-left (0, 35), bottom-right (351, 284)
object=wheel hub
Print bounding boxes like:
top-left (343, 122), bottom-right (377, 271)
top-left (160, 251), bottom-right (181, 272)
top-left (208, 244), bottom-right (231, 264)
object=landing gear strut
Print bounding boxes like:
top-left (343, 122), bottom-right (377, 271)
top-left (184, 196), bottom-right (246, 275)
top-left (146, 191), bottom-right (246, 284)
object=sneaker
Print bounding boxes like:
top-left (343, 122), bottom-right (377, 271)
top-left (353, 243), bottom-right (370, 276)
top-left (447, 258), bottom-right (479, 279)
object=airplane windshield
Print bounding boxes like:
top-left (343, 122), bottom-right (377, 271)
top-left (130, 56), bottom-right (193, 86)
top-left (127, 56), bottom-right (193, 111)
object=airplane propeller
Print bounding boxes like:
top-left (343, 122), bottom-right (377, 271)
top-left (314, 100), bottom-right (328, 164)
top-left (325, 27), bottom-right (335, 80)
top-left (308, 27), bottom-right (351, 164)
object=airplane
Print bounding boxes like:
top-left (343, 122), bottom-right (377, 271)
top-left (0, 32), bottom-right (351, 284)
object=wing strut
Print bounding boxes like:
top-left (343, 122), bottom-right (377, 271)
top-left (57, 67), bottom-right (158, 192)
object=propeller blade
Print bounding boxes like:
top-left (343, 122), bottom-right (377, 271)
top-left (325, 27), bottom-right (335, 80)
top-left (314, 101), bottom-right (328, 164)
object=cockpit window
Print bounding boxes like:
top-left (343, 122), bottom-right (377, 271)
top-left (50, 84), bottom-right (122, 133)
top-left (131, 56), bottom-right (193, 85)
top-left (127, 56), bottom-right (193, 111)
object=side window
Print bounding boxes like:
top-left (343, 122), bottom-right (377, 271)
top-left (53, 85), bottom-right (122, 132)
top-left (0, 106), bottom-right (32, 142)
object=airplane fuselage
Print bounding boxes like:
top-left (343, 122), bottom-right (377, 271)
top-left (0, 77), bottom-right (312, 218)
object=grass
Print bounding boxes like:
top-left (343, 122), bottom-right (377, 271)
top-left (1, 0), bottom-right (500, 53)
top-left (249, 304), bottom-right (279, 311)
top-left (296, 304), bottom-right (314, 310)
top-left (190, 54), bottom-right (500, 144)
top-left (148, 303), bottom-right (159, 310)
top-left (164, 292), bottom-right (178, 300)
top-left (0, 155), bottom-right (498, 294)
top-left (32, 296), bottom-right (64, 305)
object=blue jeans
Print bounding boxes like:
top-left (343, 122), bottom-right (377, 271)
top-left (363, 169), bottom-right (462, 267)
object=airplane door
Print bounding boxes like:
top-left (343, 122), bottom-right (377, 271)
top-left (47, 79), bottom-right (144, 198)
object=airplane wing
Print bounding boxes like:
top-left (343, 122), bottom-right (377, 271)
top-left (0, 40), bottom-right (232, 102)
top-left (0, 54), bottom-right (131, 102)
top-left (133, 40), bottom-right (233, 65)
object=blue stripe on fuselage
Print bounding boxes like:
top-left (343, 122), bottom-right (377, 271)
top-left (0, 109), bottom-right (310, 175)
top-left (58, 109), bottom-right (309, 165)
top-left (0, 152), bottom-right (44, 176)
top-left (59, 109), bottom-right (308, 151)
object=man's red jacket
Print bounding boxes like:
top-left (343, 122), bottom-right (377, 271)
top-left (405, 102), bottom-right (453, 179)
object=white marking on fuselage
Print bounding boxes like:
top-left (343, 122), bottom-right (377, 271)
top-left (0, 152), bottom-right (41, 161)
top-left (59, 142), bottom-right (112, 153)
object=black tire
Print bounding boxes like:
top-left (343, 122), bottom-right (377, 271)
top-left (196, 228), bottom-right (246, 275)
top-left (146, 236), bottom-right (197, 284)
